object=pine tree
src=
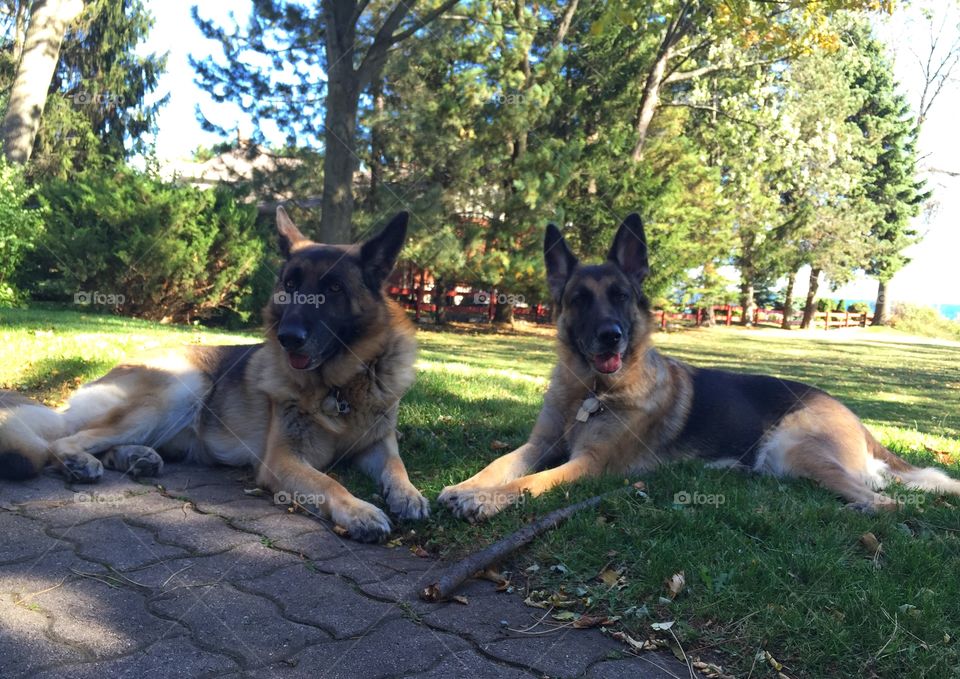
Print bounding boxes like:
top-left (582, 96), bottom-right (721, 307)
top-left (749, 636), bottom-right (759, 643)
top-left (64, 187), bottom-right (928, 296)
top-left (844, 24), bottom-right (929, 325)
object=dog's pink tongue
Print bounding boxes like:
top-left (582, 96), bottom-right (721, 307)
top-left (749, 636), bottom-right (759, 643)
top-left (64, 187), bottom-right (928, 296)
top-left (288, 352), bottom-right (311, 370)
top-left (594, 353), bottom-right (622, 374)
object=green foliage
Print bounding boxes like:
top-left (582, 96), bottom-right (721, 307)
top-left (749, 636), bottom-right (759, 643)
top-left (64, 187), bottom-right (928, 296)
top-left (0, 159), bottom-right (45, 306)
top-left (13, 0), bottom-right (167, 178)
top-left (890, 303), bottom-right (960, 342)
top-left (19, 167), bottom-right (264, 323)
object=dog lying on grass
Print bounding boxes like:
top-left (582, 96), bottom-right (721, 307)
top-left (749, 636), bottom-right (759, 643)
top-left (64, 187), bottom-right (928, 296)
top-left (439, 214), bottom-right (960, 520)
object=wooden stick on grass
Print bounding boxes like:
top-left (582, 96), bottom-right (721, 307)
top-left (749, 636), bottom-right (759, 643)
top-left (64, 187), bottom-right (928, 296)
top-left (421, 487), bottom-right (631, 602)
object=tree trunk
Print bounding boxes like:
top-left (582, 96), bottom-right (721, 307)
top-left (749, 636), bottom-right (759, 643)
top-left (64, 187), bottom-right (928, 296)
top-left (800, 267), bottom-right (821, 329)
top-left (493, 300), bottom-right (514, 326)
top-left (0, 0), bottom-right (83, 165)
top-left (703, 304), bottom-right (715, 327)
top-left (319, 68), bottom-right (360, 244)
top-left (433, 278), bottom-right (448, 325)
top-left (367, 77), bottom-right (385, 209)
top-left (871, 279), bottom-right (889, 326)
top-left (630, 47), bottom-right (671, 162)
top-left (781, 271), bottom-right (796, 330)
top-left (739, 281), bottom-right (755, 326)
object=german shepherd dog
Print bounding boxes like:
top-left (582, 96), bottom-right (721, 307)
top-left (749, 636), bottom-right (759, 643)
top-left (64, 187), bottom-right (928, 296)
top-left (0, 208), bottom-right (428, 542)
top-left (439, 214), bottom-right (960, 520)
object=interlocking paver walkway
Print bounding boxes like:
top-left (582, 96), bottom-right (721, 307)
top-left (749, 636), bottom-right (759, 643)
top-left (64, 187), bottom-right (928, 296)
top-left (0, 466), bottom-right (696, 678)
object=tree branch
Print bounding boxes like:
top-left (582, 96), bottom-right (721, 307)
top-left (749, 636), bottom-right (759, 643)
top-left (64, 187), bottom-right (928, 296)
top-left (663, 57), bottom-right (780, 84)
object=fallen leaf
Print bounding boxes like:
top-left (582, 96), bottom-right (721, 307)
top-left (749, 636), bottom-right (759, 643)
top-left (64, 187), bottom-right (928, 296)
top-left (651, 620), bottom-right (675, 631)
top-left (452, 595), bottom-right (469, 605)
top-left (478, 569), bottom-right (509, 585)
top-left (859, 532), bottom-right (883, 557)
top-left (552, 611), bottom-right (577, 621)
top-left (573, 614), bottom-right (607, 629)
top-left (490, 439), bottom-right (511, 450)
top-left (523, 596), bottom-right (550, 609)
top-left (664, 571), bottom-right (686, 599)
top-left (411, 545), bottom-right (430, 558)
top-left (385, 537), bottom-right (403, 548)
top-left (598, 567), bottom-right (624, 588)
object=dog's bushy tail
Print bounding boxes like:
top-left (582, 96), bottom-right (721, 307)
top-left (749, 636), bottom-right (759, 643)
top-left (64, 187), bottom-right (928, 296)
top-left (0, 392), bottom-right (63, 480)
top-left (867, 428), bottom-right (960, 496)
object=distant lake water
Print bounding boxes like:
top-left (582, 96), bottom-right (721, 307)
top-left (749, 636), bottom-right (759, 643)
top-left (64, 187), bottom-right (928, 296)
top-left (936, 304), bottom-right (960, 322)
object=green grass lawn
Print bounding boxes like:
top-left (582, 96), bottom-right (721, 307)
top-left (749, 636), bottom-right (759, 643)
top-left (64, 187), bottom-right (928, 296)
top-left (3, 307), bottom-right (960, 678)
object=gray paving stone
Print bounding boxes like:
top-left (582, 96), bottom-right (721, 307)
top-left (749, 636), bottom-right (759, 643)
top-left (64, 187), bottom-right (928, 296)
top-left (243, 617), bottom-right (472, 679)
top-left (588, 654), bottom-right (696, 679)
top-left (0, 551), bottom-right (89, 677)
top-left (50, 517), bottom-right (191, 570)
top-left (20, 488), bottom-right (176, 527)
top-left (150, 583), bottom-right (328, 665)
top-left (0, 512), bottom-right (68, 564)
top-left (118, 542), bottom-right (301, 591)
top-left (0, 474), bottom-right (74, 510)
top-left (30, 637), bottom-right (239, 679)
top-left (240, 563), bottom-right (400, 638)
top-left (128, 506), bottom-right (260, 554)
top-left (408, 649), bottom-right (535, 678)
top-left (156, 465), bottom-right (249, 493)
top-left (230, 510), bottom-right (326, 542)
top-left (482, 626), bottom-right (644, 679)
top-left (0, 551), bottom-right (183, 661)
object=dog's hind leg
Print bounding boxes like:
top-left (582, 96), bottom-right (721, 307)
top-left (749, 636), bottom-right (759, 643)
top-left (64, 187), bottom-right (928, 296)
top-left (778, 434), bottom-right (898, 511)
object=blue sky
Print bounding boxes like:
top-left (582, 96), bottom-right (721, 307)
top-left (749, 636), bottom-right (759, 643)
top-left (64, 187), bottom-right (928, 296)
top-left (141, 0), bottom-right (959, 307)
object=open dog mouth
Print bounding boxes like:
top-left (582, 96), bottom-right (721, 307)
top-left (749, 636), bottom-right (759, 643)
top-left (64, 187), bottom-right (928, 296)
top-left (287, 352), bottom-right (313, 370)
top-left (592, 352), bottom-right (622, 374)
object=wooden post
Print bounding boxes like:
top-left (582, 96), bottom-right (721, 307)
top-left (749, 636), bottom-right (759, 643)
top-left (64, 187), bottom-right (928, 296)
top-left (696, 307), bottom-right (703, 327)
top-left (488, 289), bottom-right (496, 321)
top-left (660, 310), bottom-right (667, 330)
top-left (824, 310), bottom-right (830, 331)
top-left (725, 305), bottom-right (732, 326)
top-left (845, 311), bottom-right (850, 327)
top-left (753, 307), bottom-right (760, 325)
top-left (415, 268), bottom-right (425, 322)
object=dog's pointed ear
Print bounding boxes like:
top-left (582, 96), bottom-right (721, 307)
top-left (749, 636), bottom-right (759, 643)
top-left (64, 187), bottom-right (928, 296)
top-left (276, 206), bottom-right (308, 257)
top-left (544, 224), bottom-right (578, 303)
top-left (361, 211), bottom-right (409, 291)
top-left (607, 213), bottom-right (649, 286)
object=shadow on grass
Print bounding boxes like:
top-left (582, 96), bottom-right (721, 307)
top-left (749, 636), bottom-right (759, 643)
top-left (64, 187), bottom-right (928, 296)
top-left (13, 356), bottom-right (115, 403)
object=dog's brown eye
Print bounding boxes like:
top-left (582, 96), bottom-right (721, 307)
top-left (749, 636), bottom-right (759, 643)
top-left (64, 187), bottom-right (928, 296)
top-left (613, 291), bottom-right (629, 302)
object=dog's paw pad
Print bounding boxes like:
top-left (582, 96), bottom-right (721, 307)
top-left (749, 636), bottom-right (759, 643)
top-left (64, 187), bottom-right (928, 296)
top-left (389, 490), bottom-right (430, 521)
top-left (335, 502), bottom-right (392, 543)
top-left (105, 445), bottom-right (164, 477)
top-left (61, 455), bottom-right (103, 483)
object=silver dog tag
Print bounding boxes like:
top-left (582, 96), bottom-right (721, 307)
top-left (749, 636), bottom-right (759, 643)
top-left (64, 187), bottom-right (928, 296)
top-left (576, 396), bottom-right (602, 422)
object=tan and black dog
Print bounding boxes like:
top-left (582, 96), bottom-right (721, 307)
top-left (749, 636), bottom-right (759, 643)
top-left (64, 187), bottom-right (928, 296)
top-left (0, 208), bottom-right (428, 542)
top-left (439, 214), bottom-right (960, 520)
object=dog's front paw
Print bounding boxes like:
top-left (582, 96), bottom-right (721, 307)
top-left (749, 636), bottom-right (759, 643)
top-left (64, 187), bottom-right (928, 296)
top-left (385, 485), bottom-right (430, 521)
top-left (332, 500), bottom-right (393, 543)
top-left (59, 453), bottom-right (103, 483)
top-left (438, 486), bottom-right (517, 522)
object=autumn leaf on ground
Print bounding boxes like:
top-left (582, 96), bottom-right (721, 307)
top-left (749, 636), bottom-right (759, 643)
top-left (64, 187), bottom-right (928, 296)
top-left (651, 620), bottom-right (675, 631)
top-left (573, 614), bottom-right (608, 629)
top-left (598, 567), bottom-right (626, 589)
top-left (664, 571), bottom-right (686, 599)
top-left (490, 439), bottom-right (511, 450)
top-left (411, 545), bottom-right (430, 558)
top-left (452, 595), bottom-right (469, 605)
top-left (859, 532), bottom-right (883, 558)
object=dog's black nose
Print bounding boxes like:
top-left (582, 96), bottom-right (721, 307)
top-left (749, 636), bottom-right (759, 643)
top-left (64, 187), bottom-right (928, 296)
top-left (278, 326), bottom-right (308, 350)
top-left (597, 323), bottom-right (623, 347)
